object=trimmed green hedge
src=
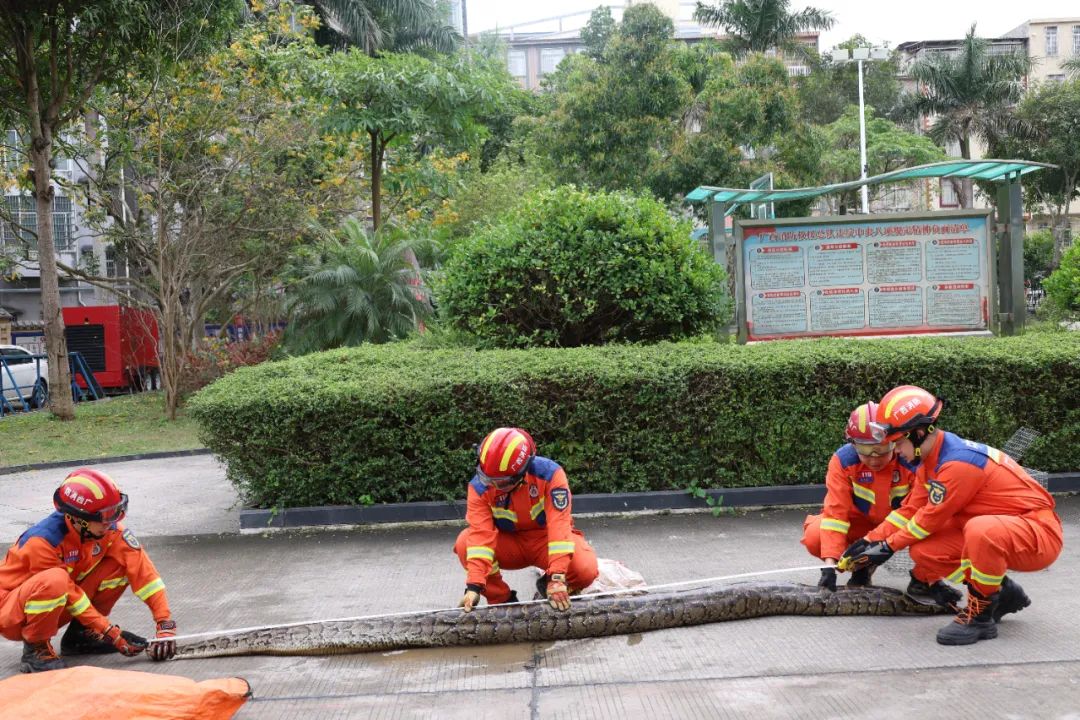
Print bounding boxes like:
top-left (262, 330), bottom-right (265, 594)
top-left (189, 334), bottom-right (1080, 508)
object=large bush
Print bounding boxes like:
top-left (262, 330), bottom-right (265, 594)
top-left (189, 334), bottom-right (1080, 508)
top-left (434, 186), bottom-right (730, 347)
top-left (1044, 241), bottom-right (1080, 316)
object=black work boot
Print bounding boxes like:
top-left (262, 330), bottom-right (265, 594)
top-left (20, 640), bottom-right (66, 673)
top-left (535, 573), bottom-right (550, 600)
top-left (905, 572), bottom-right (963, 609)
top-left (992, 576), bottom-right (1031, 622)
top-left (846, 564), bottom-right (877, 587)
top-left (60, 620), bottom-right (118, 655)
top-left (936, 586), bottom-right (999, 645)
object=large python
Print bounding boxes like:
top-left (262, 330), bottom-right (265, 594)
top-left (174, 582), bottom-right (946, 659)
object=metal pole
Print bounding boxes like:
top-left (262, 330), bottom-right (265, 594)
top-left (858, 58), bottom-right (869, 214)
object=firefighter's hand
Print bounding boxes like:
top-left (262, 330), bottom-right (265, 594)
top-left (840, 539), bottom-right (893, 571)
top-left (837, 538), bottom-right (870, 572)
top-left (103, 624), bottom-right (148, 657)
top-left (546, 573), bottom-right (571, 611)
top-left (149, 619), bottom-right (177, 661)
top-left (458, 585), bottom-right (483, 612)
top-left (817, 567), bottom-right (837, 592)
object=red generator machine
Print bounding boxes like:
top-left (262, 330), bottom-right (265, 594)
top-left (63, 305), bottom-right (160, 393)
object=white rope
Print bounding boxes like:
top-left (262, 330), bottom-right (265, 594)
top-left (152, 564), bottom-right (829, 644)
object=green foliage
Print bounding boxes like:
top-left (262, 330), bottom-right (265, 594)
top-left (304, 0), bottom-right (460, 54)
top-left (189, 334), bottom-right (1080, 507)
top-left (434, 186), bottom-right (730, 348)
top-left (1024, 230), bottom-right (1056, 283)
top-left (282, 219), bottom-right (432, 353)
top-left (581, 6), bottom-right (617, 59)
top-left (693, 0), bottom-right (835, 59)
top-left (796, 38), bottom-right (902, 125)
top-left (1044, 242), bottom-right (1080, 316)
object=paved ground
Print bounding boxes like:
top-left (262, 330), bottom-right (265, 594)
top-left (2, 459), bottom-right (1079, 719)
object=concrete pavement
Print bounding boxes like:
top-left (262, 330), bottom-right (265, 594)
top-left (2, 457), bottom-right (1079, 718)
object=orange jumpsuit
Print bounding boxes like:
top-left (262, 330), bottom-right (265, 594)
top-left (866, 432), bottom-right (1062, 595)
top-left (802, 444), bottom-right (917, 561)
top-left (454, 456), bottom-right (598, 603)
top-left (0, 512), bottom-right (171, 644)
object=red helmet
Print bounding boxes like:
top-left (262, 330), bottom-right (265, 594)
top-left (53, 468), bottom-right (128, 524)
top-left (873, 385), bottom-right (942, 442)
top-left (476, 427), bottom-right (536, 491)
top-left (845, 402), bottom-right (882, 444)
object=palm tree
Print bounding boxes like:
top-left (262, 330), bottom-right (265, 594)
top-left (1065, 57), bottom-right (1080, 77)
top-left (693, 0), bottom-right (834, 59)
top-left (903, 24), bottom-right (1030, 207)
top-left (305, 0), bottom-right (460, 54)
top-left (283, 218), bottom-right (432, 353)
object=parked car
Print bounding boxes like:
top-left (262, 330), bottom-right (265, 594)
top-left (0, 344), bottom-right (48, 409)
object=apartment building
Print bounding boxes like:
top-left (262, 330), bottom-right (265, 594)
top-left (1002, 17), bottom-right (1080, 84)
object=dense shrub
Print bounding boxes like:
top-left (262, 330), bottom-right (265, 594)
top-left (1044, 242), bottom-right (1080, 317)
top-left (1024, 229), bottom-right (1056, 283)
top-left (189, 334), bottom-right (1080, 508)
top-left (434, 186), bottom-right (730, 347)
top-left (178, 332), bottom-right (281, 397)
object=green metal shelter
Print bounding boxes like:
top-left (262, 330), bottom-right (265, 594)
top-left (687, 160), bottom-right (1056, 336)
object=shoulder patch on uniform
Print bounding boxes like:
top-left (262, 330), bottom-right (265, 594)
top-left (551, 487), bottom-right (570, 511)
top-left (122, 529), bottom-right (141, 549)
top-left (928, 480), bottom-right (946, 505)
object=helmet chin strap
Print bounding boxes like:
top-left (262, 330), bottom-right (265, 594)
top-left (67, 515), bottom-right (106, 541)
top-left (909, 425), bottom-right (936, 458)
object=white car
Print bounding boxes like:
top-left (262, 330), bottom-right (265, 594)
top-left (0, 344), bottom-right (49, 409)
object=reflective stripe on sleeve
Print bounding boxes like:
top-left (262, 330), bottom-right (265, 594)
top-left (491, 508), bottom-right (517, 523)
top-left (548, 541), bottom-right (575, 556)
top-left (134, 578), bottom-right (165, 600)
top-left (24, 594), bottom-right (67, 615)
top-left (466, 546), bottom-right (495, 561)
top-left (884, 511), bottom-right (908, 529)
top-left (890, 484), bottom-right (910, 501)
top-left (820, 518), bottom-right (850, 534)
top-left (852, 484), bottom-right (875, 504)
top-left (905, 518), bottom-right (930, 540)
top-left (530, 499), bottom-right (545, 520)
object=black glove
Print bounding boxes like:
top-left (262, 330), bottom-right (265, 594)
top-left (843, 540), bottom-right (894, 572)
top-left (817, 567), bottom-right (837, 592)
top-left (837, 538), bottom-right (870, 572)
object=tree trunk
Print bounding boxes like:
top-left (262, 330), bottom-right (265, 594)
top-left (370, 132), bottom-right (382, 231)
top-left (28, 117), bottom-right (75, 420)
top-left (958, 135), bottom-right (974, 209)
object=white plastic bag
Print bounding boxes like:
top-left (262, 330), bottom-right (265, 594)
top-left (581, 557), bottom-right (647, 595)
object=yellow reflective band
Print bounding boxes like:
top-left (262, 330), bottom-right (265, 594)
top-left (499, 436), bottom-right (524, 472)
top-left (135, 578), bottom-right (165, 600)
top-left (530, 499), bottom-right (545, 520)
top-left (66, 475), bottom-right (105, 499)
top-left (890, 484), bottom-right (910, 500)
top-left (906, 518), bottom-right (930, 540)
top-left (479, 432), bottom-right (498, 465)
top-left (548, 541), bottom-right (575, 556)
top-left (852, 484), bottom-right (876, 504)
top-left (488, 562), bottom-right (501, 576)
top-left (491, 508), bottom-right (517, 523)
top-left (820, 518), bottom-right (850, 534)
top-left (856, 405), bottom-right (869, 433)
top-left (987, 447), bottom-right (1002, 464)
top-left (98, 577), bottom-right (129, 592)
top-left (884, 388), bottom-right (925, 419)
top-left (885, 511), bottom-right (908, 529)
top-left (76, 558), bottom-right (104, 582)
top-left (67, 593), bottom-right (91, 617)
top-left (969, 564), bottom-right (1004, 587)
top-left (945, 560), bottom-right (971, 584)
top-left (24, 594), bottom-right (67, 615)
top-left (466, 546), bottom-right (495, 561)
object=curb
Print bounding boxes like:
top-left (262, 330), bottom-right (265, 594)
top-left (240, 472), bottom-right (1080, 530)
top-left (0, 448), bottom-right (213, 476)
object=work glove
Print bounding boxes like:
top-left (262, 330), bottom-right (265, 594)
top-left (840, 539), bottom-right (894, 572)
top-left (149, 619), bottom-right (177, 661)
top-left (546, 573), bottom-right (571, 612)
top-left (458, 584), bottom-right (484, 612)
top-left (102, 624), bottom-right (148, 657)
top-left (817, 567), bottom-right (837, 592)
top-left (837, 538), bottom-right (870, 572)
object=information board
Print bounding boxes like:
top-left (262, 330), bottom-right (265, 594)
top-left (735, 211), bottom-right (993, 342)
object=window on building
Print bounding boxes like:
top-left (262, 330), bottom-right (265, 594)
top-left (1048, 73), bottom-right (1066, 83)
top-left (105, 245), bottom-right (128, 278)
top-left (539, 47), bottom-right (566, 75)
top-left (52, 195), bottom-right (72, 251)
top-left (939, 179), bottom-right (959, 208)
top-left (2, 194), bottom-right (74, 253)
top-left (1045, 26), bottom-right (1058, 57)
top-left (3, 130), bottom-right (22, 176)
top-left (506, 50), bottom-right (526, 79)
top-left (1073, 25), bottom-right (1080, 55)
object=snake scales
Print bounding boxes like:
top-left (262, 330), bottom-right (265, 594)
top-left (175, 582), bottom-right (946, 659)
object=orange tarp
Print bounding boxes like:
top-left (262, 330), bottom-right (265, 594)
top-left (0, 666), bottom-right (250, 720)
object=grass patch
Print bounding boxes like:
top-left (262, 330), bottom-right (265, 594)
top-left (0, 393), bottom-right (203, 468)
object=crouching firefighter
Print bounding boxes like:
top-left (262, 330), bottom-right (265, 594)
top-left (0, 469), bottom-right (178, 672)
top-left (454, 428), bottom-right (599, 612)
top-left (802, 402), bottom-right (919, 592)
top-left (838, 386), bottom-right (1063, 645)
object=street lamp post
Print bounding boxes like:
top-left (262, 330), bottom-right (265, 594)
top-left (831, 46), bottom-right (890, 214)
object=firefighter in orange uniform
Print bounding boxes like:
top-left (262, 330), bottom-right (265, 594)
top-left (839, 385), bottom-right (1063, 645)
top-left (802, 402), bottom-right (920, 591)
top-left (0, 468), bottom-right (178, 672)
top-left (454, 427), bottom-right (599, 611)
